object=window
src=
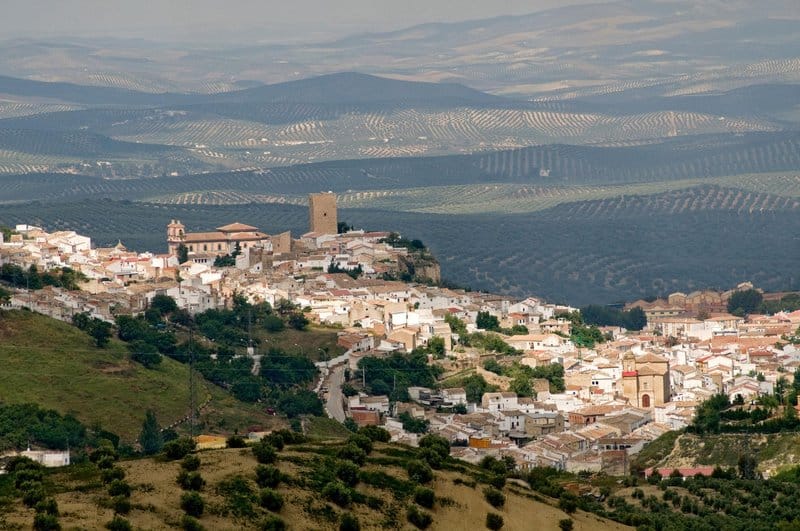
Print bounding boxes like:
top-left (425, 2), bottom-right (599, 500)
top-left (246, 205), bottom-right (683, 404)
top-left (203, 244), bottom-right (207, 251)
top-left (217, 244), bottom-right (221, 250)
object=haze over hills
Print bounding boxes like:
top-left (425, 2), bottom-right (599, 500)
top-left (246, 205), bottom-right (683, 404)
top-left (0, 1), bottom-right (797, 96)
top-left (0, 1), bottom-right (798, 304)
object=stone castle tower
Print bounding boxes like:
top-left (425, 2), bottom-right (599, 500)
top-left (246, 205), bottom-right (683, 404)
top-left (308, 192), bottom-right (337, 235)
top-left (166, 219), bottom-right (185, 255)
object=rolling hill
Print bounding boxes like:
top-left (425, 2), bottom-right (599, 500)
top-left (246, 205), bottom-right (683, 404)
top-left (0, 439), bottom-right (630, 531)
top-left (0, 310), bottom-right (279, 442)
top-left (0, 132), bottom-right (799, 202)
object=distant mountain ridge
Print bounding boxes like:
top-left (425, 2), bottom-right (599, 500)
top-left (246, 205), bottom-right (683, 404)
top-left (0, 71), bottom-right (509, 109)
top-left (214, 72), bottom-right (506, 106)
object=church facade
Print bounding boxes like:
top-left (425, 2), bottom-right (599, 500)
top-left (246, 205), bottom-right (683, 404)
top-left (167, 220), bottom-right (269, 258)
top-left (621, 351), bottom-right (670, 408)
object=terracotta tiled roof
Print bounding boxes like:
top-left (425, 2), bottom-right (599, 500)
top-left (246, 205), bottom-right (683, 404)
top-left (217, 222), bottom-right (258, 232)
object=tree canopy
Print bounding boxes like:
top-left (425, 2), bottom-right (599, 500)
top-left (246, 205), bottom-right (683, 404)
top-left (581, 305), bottom-right (646, 330)
top-left (727, 289), bottom-right (763, 316)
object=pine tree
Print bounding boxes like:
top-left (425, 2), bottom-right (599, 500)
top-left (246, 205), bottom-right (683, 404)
top-left (139, 410), bottom-right (163, 455)
top-left (176, 244), bottom-right (189, 264)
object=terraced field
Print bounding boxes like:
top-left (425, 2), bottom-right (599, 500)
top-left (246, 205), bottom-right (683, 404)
top-left (0, 102), bottom-right (82, 119)
top-left (0, 103), bottom-right (785, 171)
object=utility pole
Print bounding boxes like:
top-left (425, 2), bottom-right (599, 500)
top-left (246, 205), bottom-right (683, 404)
top-left (247, 307), bottom-right (253, 356)
top-left (189, 327), bottom-right (196, 438)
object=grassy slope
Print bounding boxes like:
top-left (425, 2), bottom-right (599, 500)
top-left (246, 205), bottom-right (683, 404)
top-left (0, 310), bottom-right (280, 442)
top-left (1, 444), bottom-right (631, 531)
top-left (254, 325), bottom-right (346, 362)
top-left (633, 430), bottom-right (800, 477)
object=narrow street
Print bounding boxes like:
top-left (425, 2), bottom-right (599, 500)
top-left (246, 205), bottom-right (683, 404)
top-left (325, 364), bottom-right (346, 422)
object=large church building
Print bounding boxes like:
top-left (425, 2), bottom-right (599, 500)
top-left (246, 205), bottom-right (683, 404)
top-left (167, 220), bottom-right (269, 257)
top-left (166, 193), bottom-right (338, 260)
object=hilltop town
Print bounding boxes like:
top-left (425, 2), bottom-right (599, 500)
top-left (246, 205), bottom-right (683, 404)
top-left (1, 194), bottom-right (799, 479)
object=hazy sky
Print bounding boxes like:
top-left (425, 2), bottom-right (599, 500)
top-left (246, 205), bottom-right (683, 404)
top-left (0, 0), bottom-right (602, 44)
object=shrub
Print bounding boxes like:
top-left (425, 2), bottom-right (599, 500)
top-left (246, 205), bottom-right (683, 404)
top-left (226, 435), bottom-right (248, 448)
top-left (322, 480), bottom-right (352, 507)
top-left (177, 470), bottom-right (206, 491)
top-left (340, 512), bottom-right (361, 531)
top-left (483, 487), bottom-right (505, 508)
top-left (336, 461), bottom-right (361, 487)
top-left (181, 491), bottom-right (205, 517)
top-left (105, 516), bottom-right (133, 531)
top-left (216, 476), bottom-right (257, 518)
top-left (108, 480), bottom-right (132, 498)
top-left (181, 454), bottom-right (201, 472)
top-left (102, 467), bottom-right (126, 484)
top-left (22, 485), bottom-right (46, 507)
top-left (14, 468), bottom-right (44, 486)
top-left (252, 441), bottom-right (277, 464)
top-left (486, 512), bottom-right (504, 530)
top-left (478, 457), bottom-right (504, 475)
top-left (164, 437), bottom-right (196, 460)
top-left (336, 444), bottom-right (367, 466)
top-left (264, 432), bottom-right (285, 451)
top-left (418, 434), bottom-right (450, 462)
top-left (259, 488), bottom-right (284, 512)
top-left (33, 513), bottom-right (61, 531)
top-left (260, 515), bottom-right (287, 531)
top-left (96, 456), bottom-right (116, 470)
top-left (112, 496), bottom-right (131, 515)
top-left (413, 486), bottom-right (435, 508)
top-left (558, 493), bottom-right (577, 514)
top-left (90, 446), bottom-right (119, 465)
top-left (271, 429), bottom-right (306, 445)
top-left (255, 465), bottom-right (281, 488)
top-left (181, 515), bottom-right (205, 531)
top-left (406, 460), bottom-right (434, 484)
top-left (347, 433), bottom-right (373, 454)
top-left (358, 425), bottom-right (391, 442)
top-left (558, 518), bottom-right (574, 531)
top-left (419, 448), bottom-right (444, 469)
top-left (35, 498), bottom-right (59, 516)
top-left (489, 474), bottom-right (506, 489)
top-left (406, 505), bottom-right (433, 529)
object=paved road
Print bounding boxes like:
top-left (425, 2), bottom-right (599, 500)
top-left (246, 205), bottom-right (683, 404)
top-left (325, 365), bottom-right (346, 422)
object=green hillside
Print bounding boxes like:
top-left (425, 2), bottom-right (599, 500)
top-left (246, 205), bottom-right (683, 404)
top-left (0, 310), bottom-right (279, 442)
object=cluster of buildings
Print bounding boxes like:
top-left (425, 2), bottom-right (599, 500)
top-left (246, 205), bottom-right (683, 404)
top-left (339, 293), bottom-right (799, 475)
top-left (0, 193), bottom-right (436, 322)
top-left (2, 194), bottom-right (799, 475)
